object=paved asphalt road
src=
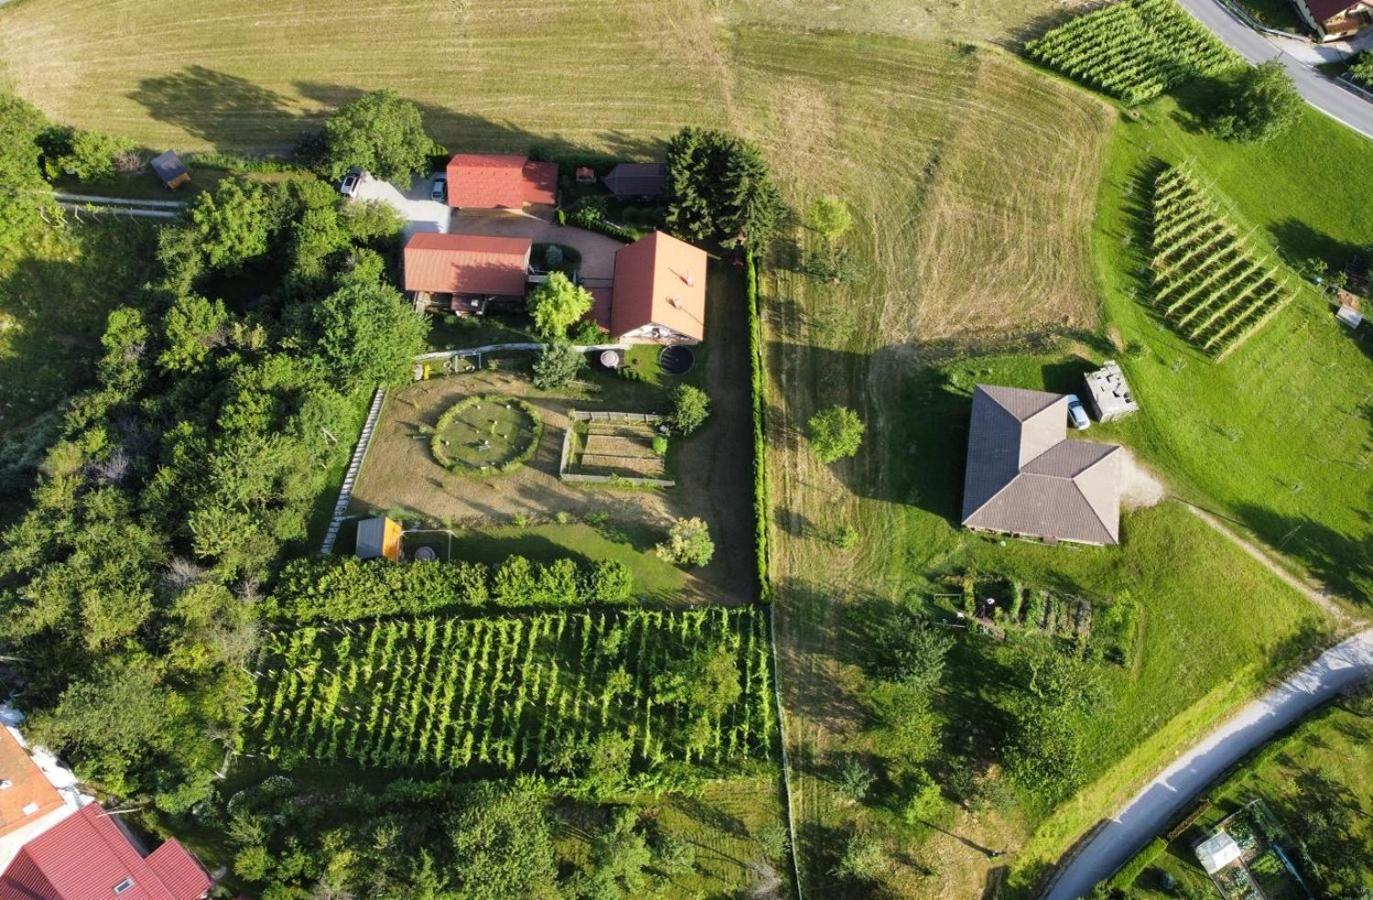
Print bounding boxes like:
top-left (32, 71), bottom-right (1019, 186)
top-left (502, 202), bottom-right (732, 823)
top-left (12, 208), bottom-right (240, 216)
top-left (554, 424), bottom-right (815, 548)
top-left (1174, 0), bottom-right (1373, 138)
top-left (1044, 629), bottom-right (1373, 899)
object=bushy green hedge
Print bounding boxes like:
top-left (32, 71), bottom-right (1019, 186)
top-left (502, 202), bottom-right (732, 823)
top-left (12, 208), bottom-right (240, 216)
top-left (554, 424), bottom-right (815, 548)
top-left (264, 555), bottom-right (637, 622)
top-left (565, 206), bottom-right (638, 243)
top-left (1108, 835), bottom-right (1168, 891)
top-left (745, 253), bottom-right (771, 601)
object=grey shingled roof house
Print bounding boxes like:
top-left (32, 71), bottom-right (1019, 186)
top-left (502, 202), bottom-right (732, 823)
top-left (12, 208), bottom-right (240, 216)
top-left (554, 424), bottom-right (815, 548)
top-left (961, 385), bottom-right (1122, 545)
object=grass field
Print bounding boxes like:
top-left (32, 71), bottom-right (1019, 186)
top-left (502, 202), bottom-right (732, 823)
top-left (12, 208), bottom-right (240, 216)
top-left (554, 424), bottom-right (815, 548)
top-left (1119, 699), bottom-right (1373, 897)
top-left (1091, 88), bottom-right (1373, 606)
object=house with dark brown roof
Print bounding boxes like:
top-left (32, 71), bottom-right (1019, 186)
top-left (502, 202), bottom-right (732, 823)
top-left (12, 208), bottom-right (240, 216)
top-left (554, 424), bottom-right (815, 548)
top-left (961, 385), bottom-right (1122, 546)
top-left (402, 232), bottom-right (533, 314)
top-left (1292, 0), bottom-right (1371, 39)
top-left (602, 163), bottom-right (668, 199)
top-left (445, 154), bottom-right (558, 210)
top-left (603, 231), bottom-right (707, 344)
top-left (0, 803), bottom-right (211, 900)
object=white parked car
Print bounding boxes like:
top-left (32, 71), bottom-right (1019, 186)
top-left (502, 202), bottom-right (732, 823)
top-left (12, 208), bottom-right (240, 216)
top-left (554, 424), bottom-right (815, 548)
top-left (338, 169), bottom-right (364, 198)
top-left (1066, 394), bottom-right (1091, 430)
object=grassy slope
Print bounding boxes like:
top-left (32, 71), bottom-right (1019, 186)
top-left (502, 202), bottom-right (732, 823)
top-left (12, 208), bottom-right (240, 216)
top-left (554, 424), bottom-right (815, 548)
top-left (1124, 702), bottom-right (1373, 897)
top-left (1092, 89), bottom-right (1373, 605)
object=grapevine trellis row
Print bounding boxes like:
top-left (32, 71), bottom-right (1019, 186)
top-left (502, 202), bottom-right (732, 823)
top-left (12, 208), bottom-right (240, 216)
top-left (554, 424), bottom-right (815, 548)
top-left (1026, 0), bottom-right (1242, 105)
top-left (1148, 165), bottom-right (1292, 357)
top-left (245, 607), bottom-right (775, 774)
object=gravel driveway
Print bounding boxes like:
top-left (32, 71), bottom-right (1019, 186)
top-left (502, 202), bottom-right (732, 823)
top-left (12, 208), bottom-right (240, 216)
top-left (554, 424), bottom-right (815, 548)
top-left (352, 173), bottom-right (451, 239)
top-left (448, 211), bottom-right (625, 284)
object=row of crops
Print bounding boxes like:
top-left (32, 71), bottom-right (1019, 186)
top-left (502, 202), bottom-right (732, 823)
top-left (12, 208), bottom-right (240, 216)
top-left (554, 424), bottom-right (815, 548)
top-left (1026, 0), bottom-right (1241, 105)
top-left (1150, 165), bottom-right (1291, 356)
top-left (247, 607), bottom-right (774, 773)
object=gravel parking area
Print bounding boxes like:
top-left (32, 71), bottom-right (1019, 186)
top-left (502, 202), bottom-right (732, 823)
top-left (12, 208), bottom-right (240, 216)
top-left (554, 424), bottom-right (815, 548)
top-left (352, 173), bottom-right (451, 238)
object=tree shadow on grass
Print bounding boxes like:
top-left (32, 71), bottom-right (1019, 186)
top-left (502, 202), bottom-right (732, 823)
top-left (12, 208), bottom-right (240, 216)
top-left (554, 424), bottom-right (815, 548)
top-left (1169, 74), bottom-right (1235, 135)
top-left (1231, 503), bottom-right (1373, 608)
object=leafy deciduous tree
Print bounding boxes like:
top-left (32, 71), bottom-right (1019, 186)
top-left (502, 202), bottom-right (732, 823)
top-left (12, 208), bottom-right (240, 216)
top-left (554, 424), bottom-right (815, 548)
top-left (807, 405), bottom-right (865, 463)
top-left (323, 89), bottom-right (440, 181)
top-left (528, 272), bottom-right (594, 341)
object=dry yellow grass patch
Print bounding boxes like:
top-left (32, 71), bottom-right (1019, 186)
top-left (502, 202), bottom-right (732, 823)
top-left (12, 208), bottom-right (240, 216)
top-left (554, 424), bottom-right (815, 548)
top-left (901, 52), bottom-right (1113, 345)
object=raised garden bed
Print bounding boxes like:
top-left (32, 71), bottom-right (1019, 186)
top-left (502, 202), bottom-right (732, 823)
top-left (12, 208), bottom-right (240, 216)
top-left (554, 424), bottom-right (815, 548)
top-left (431, 394), bottom-right (542, 477)
top-left (559, 411), bottom-right (673, 487)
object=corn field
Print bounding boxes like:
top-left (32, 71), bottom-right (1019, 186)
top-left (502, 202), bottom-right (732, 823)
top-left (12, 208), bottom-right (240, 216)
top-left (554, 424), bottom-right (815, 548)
top-left (246, 607), bottom-right (775, 772)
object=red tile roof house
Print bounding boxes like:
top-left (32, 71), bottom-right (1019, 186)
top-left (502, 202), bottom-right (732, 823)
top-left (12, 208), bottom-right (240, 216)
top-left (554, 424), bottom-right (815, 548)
top-left (0, 803), bottom-right (210, 900)
top-left (445, 154), bottom-right (558, 210)
top-left (1292, 0), bottom-right (1371, 39)
top-left (961, 385), bottom-right (1122, 546)
top-left (600, 231), bottom-right (708, 344)
top-left (402, 232), bottom-right (534, 315)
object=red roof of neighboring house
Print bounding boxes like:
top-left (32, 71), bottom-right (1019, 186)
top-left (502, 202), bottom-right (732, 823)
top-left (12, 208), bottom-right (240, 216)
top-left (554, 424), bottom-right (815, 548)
top-left (609, 231), bottom-right (708, 342)
top-left (1303, 0), bottom-right (1368, 22)
top-left (403, 232), bottom-right (532, 296)
top-left (0, 804), bottom-right (211, 900)
top-left (445, 154), bottom-right (558, 209)
top-left (0, 729), bottom-right (64, 839)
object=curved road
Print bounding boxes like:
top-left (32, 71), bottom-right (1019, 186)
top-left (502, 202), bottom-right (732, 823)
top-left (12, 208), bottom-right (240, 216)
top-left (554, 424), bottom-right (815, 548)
top-left (1045, 629), bottom-right (1373, 899)
top-left (1174, 0), bottom-right (1373, 138)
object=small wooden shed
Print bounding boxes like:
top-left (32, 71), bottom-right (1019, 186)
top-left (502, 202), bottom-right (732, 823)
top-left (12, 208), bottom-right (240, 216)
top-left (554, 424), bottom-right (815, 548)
top-left (150, 150), bottom-right (190, 190)
top-left (355, 516), bottom-right (402, 561)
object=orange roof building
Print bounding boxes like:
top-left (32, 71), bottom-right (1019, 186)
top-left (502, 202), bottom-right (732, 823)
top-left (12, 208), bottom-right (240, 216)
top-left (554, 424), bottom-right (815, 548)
top-left (0, 730), bottom-right (63, 840)
top-left (607, 231), bottom-right (708, 344)
top-left (402, 233), bottom-right (533, 299)
top-left (445, 154), bottom-right (558, 209)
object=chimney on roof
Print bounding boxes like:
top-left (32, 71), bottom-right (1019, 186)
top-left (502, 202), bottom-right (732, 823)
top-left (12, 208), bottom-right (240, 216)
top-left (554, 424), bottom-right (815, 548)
top-left (685, 271), bottom-right (694, 287)
top-left (669, 296), bottom-right (682, 308)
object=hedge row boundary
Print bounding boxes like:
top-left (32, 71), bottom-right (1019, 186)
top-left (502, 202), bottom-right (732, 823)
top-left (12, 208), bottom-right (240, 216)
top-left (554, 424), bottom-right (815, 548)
top-left (746, 253), bottom-right (771, 601)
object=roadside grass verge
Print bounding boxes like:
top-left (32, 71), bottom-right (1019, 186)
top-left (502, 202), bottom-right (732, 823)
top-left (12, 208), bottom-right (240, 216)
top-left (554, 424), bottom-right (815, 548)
top-left (1091, 92), bottom-right (1373, 606)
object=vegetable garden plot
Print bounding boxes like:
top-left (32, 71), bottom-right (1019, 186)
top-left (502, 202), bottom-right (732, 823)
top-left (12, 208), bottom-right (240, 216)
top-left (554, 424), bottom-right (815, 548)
top-left (568, 423), bottom-right (666, 479)
top-left (247, 607), bottom-right (775, 773)
top-left (1148, 166), bottom-right (1292, 357)
top-left (1026, 0), bottom-right (1241, 105)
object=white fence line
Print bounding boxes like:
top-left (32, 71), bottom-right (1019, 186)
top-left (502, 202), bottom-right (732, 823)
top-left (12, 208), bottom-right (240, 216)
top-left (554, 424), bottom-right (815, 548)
top-left (320, 387), bottom-right (387, 556)
top-left (414, 342), bottom-right (630, 363)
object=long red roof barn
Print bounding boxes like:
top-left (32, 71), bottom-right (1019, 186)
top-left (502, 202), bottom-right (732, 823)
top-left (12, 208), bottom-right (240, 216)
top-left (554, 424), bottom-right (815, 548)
top-left (609, 231), bottom-right (708, 344)
top-left (403, 233), bottom-right (533, 297)
top-left (445, 154), bottom-right (558, 209)
top-left (0, 803), bottom-right (210, 900)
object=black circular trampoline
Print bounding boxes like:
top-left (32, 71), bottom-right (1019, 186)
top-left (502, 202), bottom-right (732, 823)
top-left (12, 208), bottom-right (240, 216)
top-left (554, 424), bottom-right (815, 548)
top-left (658, 345), bottom-right (695, 376)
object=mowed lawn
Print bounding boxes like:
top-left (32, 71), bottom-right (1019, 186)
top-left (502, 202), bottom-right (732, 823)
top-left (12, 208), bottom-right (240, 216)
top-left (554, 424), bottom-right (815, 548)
top-left (1091, 91), bottom-right (1373, 606)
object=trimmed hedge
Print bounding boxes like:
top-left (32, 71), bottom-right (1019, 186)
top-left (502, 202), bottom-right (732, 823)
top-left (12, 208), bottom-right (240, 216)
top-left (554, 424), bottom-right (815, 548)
top-left (1108, 835), bottom-right (1168, 891)
top-left (746, 253), bottom-right (771, 601)
top-left (263, 555), bottom-right (637, 622)
top-left (565, 206), bottom-right (638, 243)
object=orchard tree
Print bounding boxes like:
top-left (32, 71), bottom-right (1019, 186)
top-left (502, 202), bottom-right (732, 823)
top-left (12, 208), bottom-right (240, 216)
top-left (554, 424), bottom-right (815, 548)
top-left (656, 517), bottom-right (714, 566)
top-left (671, 384), bottom-right (710, 434)
top-left (323, 89), bottom-right (440, 181)
top-left (664, 127), bottom-right (785, 250)
top-left (806, 196), bottom-right (854, 245)
top-left (312, 281), bottom-right (427, 388)
top-left (449, 781), bottom-right (558, 900)
top-left (1212, 60), bottom-right (1303, 143)
top-left (527, 272), bottom-right (594, 341)
top-left (38, 126), bottom-right (132, 181)
top-left (808, 405), bottom-right (865, 463)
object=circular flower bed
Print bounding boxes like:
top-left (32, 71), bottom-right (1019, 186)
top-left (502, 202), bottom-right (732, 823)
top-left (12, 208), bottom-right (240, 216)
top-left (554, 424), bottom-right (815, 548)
top-left (431, 395), bottom-right (542, 477)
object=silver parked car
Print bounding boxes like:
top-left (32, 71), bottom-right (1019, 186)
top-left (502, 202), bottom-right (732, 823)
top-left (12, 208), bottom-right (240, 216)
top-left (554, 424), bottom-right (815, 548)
top-left (1066, 394), bottom-right (1091, 430)
top-left (431, 174), bottom-right (447, 202)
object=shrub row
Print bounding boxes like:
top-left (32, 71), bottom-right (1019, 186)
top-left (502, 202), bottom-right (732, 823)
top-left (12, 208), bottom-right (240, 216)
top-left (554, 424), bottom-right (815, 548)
top-left (745, 253), bottom-right (771, 601)
top-left (1108, 835), bottom-right (1169, 891)
top-left (562, 206), bottom-right (639, 243)
top-left (263, 555), bottom-right (637, 622)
